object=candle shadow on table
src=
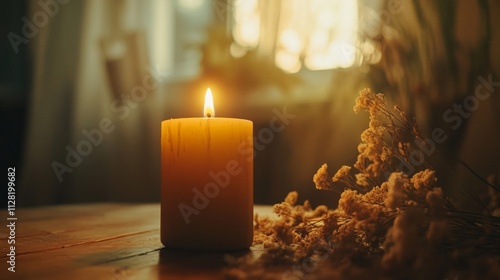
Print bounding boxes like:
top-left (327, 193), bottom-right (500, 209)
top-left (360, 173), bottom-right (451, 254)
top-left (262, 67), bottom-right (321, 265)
top-left (157, 247), bottom-right (253, 277)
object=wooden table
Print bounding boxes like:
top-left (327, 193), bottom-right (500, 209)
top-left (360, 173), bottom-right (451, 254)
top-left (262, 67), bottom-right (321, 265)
top-left (0, 204), bottom-right (280, 280)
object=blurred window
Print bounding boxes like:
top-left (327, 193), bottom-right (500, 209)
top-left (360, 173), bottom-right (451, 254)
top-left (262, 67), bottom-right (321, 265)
top-left (152, 0), bottom-right (213, 80)
top-left (230, 0), bottom-right (358, 73)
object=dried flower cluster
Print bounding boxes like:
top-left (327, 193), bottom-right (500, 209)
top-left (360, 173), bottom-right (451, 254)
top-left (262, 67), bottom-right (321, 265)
top-left (253, 192), bottom-right (334, 262)
top-left (228, 88), bottom-right (500, 279)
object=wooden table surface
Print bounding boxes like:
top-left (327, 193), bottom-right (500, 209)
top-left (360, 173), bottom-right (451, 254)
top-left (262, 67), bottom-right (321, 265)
top-left (0, 204), bottom-right (281, 280)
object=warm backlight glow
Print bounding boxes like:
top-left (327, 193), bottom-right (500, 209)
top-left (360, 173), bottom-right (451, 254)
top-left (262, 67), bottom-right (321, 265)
top-left (204, 88), bottom-right (215, 118)
top-left (231, 0), bottom-right (359, 71)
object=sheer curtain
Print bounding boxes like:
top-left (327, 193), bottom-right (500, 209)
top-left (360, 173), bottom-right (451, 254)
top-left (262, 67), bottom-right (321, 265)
top-left (20, 0), bottom-right (171, 205)
top-left (231, 0), bottom-right (360, 73)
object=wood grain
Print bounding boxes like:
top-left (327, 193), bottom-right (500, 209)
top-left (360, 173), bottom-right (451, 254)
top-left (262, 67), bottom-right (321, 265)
top-left (0, 204), bottom-right (281, 279)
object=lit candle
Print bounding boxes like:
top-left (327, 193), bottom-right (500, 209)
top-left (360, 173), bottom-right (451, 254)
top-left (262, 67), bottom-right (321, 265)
top-left (161, 88), bottom-right (254, 251)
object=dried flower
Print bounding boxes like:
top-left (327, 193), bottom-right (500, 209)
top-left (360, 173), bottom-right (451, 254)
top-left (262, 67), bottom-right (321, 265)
top-left (412, 169), bottom-right (436, 189)
top-left (231, 89), bottom-right (500, 279)
top-left (313, 164), bottom-right (334, 191)
top-left (381, 209), bottom-right (424, 269)
top-left (332, 165), bottom-right (351, 182)
top-left (284, 191), bottom-right (298, 206)
top-left (384, 172), bottom-right (408, 209)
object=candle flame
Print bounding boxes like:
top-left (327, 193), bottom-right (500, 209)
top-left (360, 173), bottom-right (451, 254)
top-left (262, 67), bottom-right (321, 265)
top-left (204, 88), bottom-right (215, 118)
